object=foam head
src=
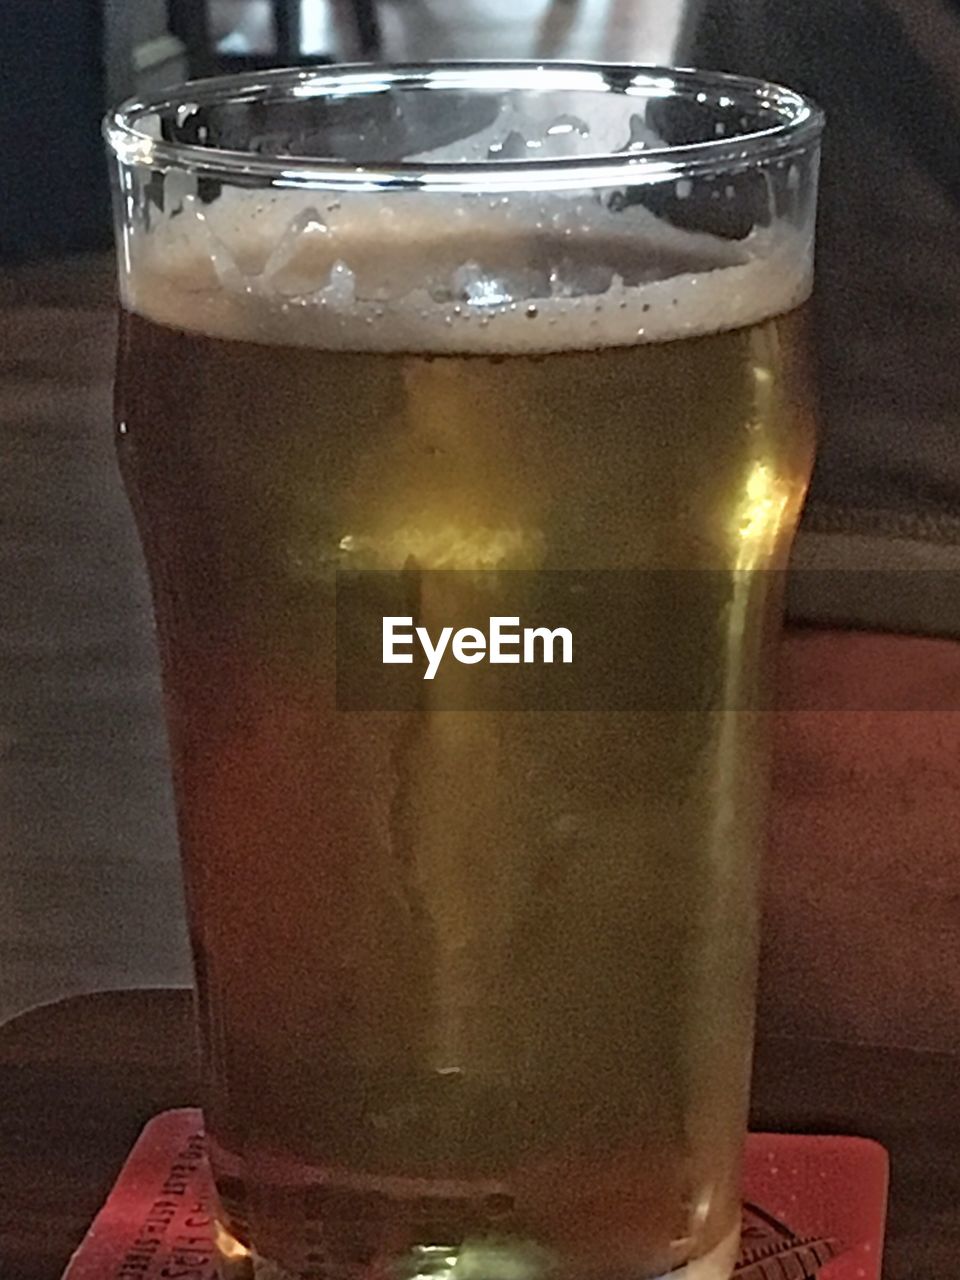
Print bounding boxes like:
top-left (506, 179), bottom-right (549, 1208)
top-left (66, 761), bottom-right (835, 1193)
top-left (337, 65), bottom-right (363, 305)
top-left (123, 185), bottom-right (813, 354)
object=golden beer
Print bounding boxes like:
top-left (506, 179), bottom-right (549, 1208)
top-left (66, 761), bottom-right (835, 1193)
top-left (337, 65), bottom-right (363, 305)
top-left (117, 225), bottom-right (813, 1280)
top-left (107, 58), bottom-right (821, 1280)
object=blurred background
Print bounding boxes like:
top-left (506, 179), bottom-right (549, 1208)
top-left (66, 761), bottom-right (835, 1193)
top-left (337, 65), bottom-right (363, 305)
top-left (3, 0), bottom-right (960, 1059)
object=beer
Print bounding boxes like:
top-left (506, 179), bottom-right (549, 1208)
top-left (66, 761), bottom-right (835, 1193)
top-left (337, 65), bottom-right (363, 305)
top-left (116, 199), bottom-right (814, 1280)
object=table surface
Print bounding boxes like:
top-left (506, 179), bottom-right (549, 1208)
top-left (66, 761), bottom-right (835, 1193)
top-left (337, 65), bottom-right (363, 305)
top-left (0, 991), bottom-right (957, 1280)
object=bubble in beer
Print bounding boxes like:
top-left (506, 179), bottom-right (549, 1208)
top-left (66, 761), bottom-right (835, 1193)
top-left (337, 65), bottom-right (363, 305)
top-left (452, 262), bottom-right (512, 308)
top-left (326, 260), bottom-right (356, 305)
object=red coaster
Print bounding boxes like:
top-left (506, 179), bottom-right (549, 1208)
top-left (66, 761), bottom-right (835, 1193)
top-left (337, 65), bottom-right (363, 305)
top-left (63, 1110), bottom-right (887, 1280)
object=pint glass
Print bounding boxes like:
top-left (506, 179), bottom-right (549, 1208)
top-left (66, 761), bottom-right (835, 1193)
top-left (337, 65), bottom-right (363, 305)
top-left (105, 65), bottom-right (822, 1280)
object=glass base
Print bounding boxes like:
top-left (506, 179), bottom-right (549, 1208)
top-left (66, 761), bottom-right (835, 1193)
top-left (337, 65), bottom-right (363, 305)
top-left (214, 1219), bottom-right (740, 1280)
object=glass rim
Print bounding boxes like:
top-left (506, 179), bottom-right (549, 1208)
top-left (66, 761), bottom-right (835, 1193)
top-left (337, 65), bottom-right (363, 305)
top-left (104, 60), bottom-right (824, 193)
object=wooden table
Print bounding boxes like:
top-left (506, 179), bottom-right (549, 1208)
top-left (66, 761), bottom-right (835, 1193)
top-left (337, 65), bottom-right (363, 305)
top-left (0, 990), bottom-right (957, 1280)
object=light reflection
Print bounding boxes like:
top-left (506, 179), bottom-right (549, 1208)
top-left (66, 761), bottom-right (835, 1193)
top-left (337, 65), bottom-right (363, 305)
top-left (401, 1242), bottom-right (551, 1280)
top-left (625, 82), bottom-right (674, 99)
top-left (290, 77), bottom-right (392, 98)
top-left (337, 523), bottom-right (543, 571)
top-left (734, 461), bottom-right (789, 555)
top-left (214, 1220), bottom-right (251, 1262)
top-left (420, 68), bottom-right (610, 95)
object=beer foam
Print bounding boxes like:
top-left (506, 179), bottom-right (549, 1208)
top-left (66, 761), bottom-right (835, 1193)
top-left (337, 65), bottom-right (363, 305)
top-left (123, 187), bottom-right (812, 354)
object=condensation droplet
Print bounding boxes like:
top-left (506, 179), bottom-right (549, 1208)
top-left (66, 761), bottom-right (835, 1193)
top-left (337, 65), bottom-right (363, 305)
top-left (675, 179), bottom-right (693, 200)
top-left (526, 304), bottom-right (538, 319)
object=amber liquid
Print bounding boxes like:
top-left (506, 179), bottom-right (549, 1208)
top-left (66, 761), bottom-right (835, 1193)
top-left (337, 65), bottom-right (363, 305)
top-left (116, 305), bottom-right (814, 1280)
